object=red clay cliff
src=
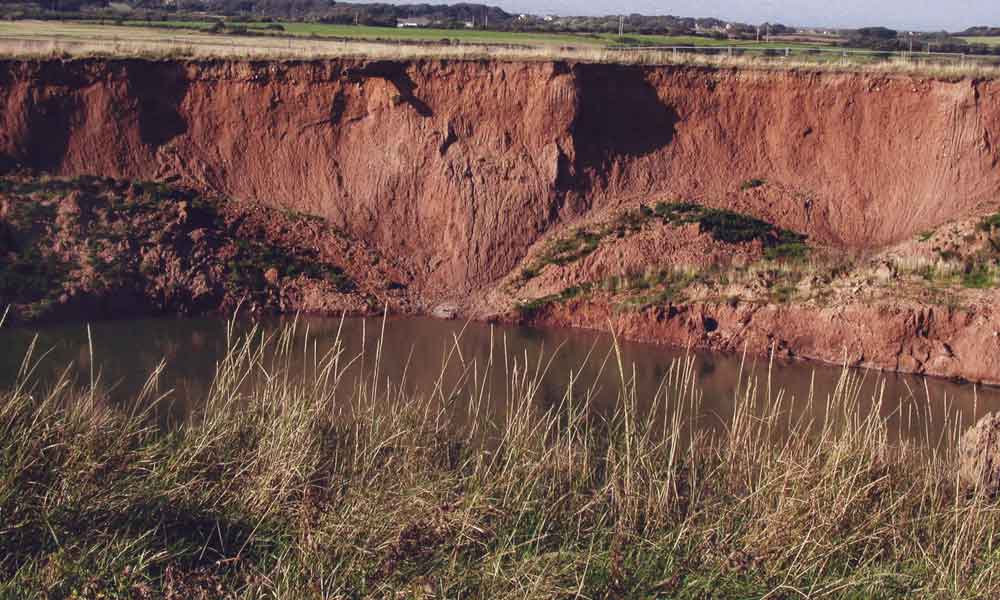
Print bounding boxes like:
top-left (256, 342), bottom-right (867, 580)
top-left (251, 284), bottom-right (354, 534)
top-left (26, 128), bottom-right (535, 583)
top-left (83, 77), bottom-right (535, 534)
top-left (2, 58), bottom-right (1000, 382)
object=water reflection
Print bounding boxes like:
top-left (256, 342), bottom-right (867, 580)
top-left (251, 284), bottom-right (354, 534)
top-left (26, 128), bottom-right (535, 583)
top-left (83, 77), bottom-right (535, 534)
top-left (1, 315), bottom-right (998, 442)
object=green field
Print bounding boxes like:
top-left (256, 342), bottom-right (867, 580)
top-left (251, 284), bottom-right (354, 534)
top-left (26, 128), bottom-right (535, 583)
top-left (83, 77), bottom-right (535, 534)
top-left (4, 19), bottom-right (994, 75)
top-left (86, 19), bottom-right (831, 50)
top-left (109, 19), bottom-right (607, 46)
top-left (961, 36), bottom-right (1000, 46)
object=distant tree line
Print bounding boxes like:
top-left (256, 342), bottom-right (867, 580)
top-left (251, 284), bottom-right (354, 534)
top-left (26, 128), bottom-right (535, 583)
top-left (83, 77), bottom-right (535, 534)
top-left (960, 26), bottom-right (1000, 37)
top-left (845, 26), bottom-right (1000, 56)
top-left (1, 0), bottom-right (998, 56)
top-left (0, 0), bottom-right (792, 36)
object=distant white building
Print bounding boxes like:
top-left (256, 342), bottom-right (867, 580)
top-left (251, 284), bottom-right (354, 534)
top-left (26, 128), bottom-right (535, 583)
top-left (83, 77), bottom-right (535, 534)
top-left (397, 17), bottom-right (433, 28)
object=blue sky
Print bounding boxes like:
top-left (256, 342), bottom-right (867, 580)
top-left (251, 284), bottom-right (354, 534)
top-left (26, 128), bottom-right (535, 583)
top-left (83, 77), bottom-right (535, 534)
top-left (403, 1), bottom-right (1000, 31)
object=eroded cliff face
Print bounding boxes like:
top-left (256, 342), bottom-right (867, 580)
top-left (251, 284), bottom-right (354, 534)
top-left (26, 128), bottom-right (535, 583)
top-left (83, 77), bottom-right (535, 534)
top-left (3, 59), bottom-right (1000, 299)
top-left (4, 58), bottom-right (1000, 382)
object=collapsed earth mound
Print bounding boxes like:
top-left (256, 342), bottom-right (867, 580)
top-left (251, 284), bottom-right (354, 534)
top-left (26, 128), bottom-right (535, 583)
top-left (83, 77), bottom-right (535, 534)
top-left (0, 175), bottom-right (404, 322)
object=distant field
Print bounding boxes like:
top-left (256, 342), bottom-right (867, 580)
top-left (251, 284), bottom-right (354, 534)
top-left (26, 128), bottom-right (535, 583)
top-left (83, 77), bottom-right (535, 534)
top-left (594, 32), bottom-right (833, 50)
top-left (961, 36), bottom-right (1000, 47)
top-left (0, 18), bottom-right (835, 50)
top-left (111, 20), bottom-right (610, 47)
top-left (1, 19), bottom-right (998, 79)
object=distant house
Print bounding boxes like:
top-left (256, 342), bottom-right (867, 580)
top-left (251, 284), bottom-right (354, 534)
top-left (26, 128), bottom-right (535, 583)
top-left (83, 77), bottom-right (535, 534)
top-left (397, 17), bottom-right (433, 28)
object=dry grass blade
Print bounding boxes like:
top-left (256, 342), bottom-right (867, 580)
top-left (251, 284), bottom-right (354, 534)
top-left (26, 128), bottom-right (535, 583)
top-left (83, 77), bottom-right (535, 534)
top-left (0, 318), bottom-right (997, 597)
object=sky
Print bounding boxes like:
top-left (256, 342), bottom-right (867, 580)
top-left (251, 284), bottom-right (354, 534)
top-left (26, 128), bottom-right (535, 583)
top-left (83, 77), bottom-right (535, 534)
top-left (398, 1), bottom-right (1000, 31)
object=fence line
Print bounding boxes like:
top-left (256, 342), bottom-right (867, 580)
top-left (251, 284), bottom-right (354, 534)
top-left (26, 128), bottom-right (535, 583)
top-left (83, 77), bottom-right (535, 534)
top-left (1, 32), bottom-right (1000, 68)
top-left (609, 44), bottom-right (1000, 65)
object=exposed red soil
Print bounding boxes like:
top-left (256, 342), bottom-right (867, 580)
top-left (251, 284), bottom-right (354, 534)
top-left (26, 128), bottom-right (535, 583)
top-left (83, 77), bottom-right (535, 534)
top-left (527, 297), bottom-right (1000, 385)
top-left (2, 58), bottom-right (1000, 381)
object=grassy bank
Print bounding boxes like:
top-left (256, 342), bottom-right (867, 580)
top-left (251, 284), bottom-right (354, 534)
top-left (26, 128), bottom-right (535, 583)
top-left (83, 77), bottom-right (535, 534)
top-left (0, 20), bottom-right (834, 50)
top-left (1, 314), bottom-right (998, 598)
top-left (1, 21), bottom-right (998, 78)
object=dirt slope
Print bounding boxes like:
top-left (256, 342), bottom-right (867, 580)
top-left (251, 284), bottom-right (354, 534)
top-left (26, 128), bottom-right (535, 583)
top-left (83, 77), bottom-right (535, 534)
top-left (2, 58), bottom-right (1000, 381)
top-left (3, 59), bottom-right (1000, 295)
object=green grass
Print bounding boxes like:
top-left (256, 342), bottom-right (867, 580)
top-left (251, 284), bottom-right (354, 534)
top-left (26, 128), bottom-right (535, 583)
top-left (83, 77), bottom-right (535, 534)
top-left (519, 202), bottom-right (808, 286)
top-left (615, 267), bottom-right (699, 310)
top-left (599, 32), bottom-right (831, 50)
top-left (518, 210), bottom-right (648, 282)
top-left (740, 178), bottom-right (767, 191)
top-left (514, 202), bottom-right (810, 313)
top-left (76, 19), bottom-right (832, 50)
top-left (515, 282), bottom-right (595, 316)
top-left (6, 19), bottom-right (996, 77)
top-left (99, 20), bottom-right (616, 47)
top-left (1, 318), bottom-right (998, 597)
top-left (652, 201), bottom-right (809, 256)
top-left (978, 211), bottom-right (1000, 231)
top-left (962, 264), bottom-right (994, 288)
top-left (961, 36), bottom-right (1000, 47)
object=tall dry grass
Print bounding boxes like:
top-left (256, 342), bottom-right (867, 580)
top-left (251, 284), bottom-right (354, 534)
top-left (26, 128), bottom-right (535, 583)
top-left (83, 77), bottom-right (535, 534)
top-left (1, 33), bottom-right (999, 79)
top-left (1, 312), bottom-right (998, 597)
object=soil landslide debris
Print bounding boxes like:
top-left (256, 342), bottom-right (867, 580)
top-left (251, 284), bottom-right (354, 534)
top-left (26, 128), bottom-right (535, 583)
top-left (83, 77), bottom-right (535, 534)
top-left (2, 58), bottom-right (1000, 382)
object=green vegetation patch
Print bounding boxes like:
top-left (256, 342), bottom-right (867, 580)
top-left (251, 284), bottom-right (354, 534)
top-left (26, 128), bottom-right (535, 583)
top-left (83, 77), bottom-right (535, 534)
top-left (519, 209), bottom-right (649, 282)
top-left (0, 175), bottom-right (355, 321)
top-left (961, 263), bottom-right (994, 289)
top-left (519, 202), bottom-right (809, 286)
top-left (653, 201), bottom-right (809, 259)
top-left (515, 282), bottom-right (595, 318)
top-left (740, 178), bottom-right (767, 191)
top-left (615, 267), bottom-right (699, 310)
top-left (978, 211), bottom-right (1000, 232)
top-left (224, 236), bottom-right (354, 296)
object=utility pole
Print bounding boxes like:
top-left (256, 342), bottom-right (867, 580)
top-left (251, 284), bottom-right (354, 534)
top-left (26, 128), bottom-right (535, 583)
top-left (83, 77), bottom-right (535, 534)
top-left (619, 15), bottom-right (624, 38)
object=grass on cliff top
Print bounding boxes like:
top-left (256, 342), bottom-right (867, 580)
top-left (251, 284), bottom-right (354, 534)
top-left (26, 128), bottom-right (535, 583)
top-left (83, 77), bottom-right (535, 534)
top-left (1, 314), bottom-right (998, 598)
top-left (2, 21), bottom-right (999, 79)
top-left (0, 20), bottom-right (835, 50)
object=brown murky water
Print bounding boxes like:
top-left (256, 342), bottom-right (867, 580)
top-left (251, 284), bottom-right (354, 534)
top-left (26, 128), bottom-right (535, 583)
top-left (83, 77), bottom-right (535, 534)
top-left (2, 316), bottom-right (999, 441)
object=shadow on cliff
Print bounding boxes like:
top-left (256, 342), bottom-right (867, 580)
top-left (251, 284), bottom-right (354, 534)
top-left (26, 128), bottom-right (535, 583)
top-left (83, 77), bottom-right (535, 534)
top-left (345, 61), bottom-right (433, 118)
top-left (125, 62), bottom-right (190, 148)
top-left (18, 92), bottom-right (80, 170)
top-left (568, 65), bottom-right (678, 180)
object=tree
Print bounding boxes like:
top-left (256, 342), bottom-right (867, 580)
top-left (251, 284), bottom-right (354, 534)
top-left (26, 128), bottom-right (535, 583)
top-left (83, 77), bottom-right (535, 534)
top-left (855, 27), bottom-right (898, 40)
